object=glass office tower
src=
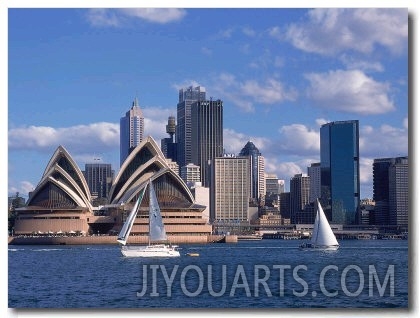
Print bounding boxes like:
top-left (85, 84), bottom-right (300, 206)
top-left (176, 86), bottom-right (206, 168)
top-left (191, 99), bottom-right (223, 187)
top-left (373, 156), bottom-right (408, 227)
top-left (320, 120), bottom-right (360, 225)
top-left (239, 141), bottom-right (265, 204)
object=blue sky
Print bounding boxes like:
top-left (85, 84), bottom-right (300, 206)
top-left (6, 6), bottom-right (410, 200)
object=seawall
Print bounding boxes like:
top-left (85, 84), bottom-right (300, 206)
top-left (8, 235), bottom-right (238, 245)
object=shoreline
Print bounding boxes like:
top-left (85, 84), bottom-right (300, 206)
top-left (7, 232), bottom-right (406, 245)
top-left (8, 234), bottom-right (238, 245)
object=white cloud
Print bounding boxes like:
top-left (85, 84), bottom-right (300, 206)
top-left (5, 112), bottom-right (179, 158)
top-left (268, 26), bottom-right (282, 40)
top-left (359, 157), bottom-right (375, 198)
top-left (359, 157), bottom-right (373, 184)
top-left (403, 117), bottom-right (408, 130)
top-left (240, 79), bottom-right (297, 104)
top-left (172, 80), bottom-right (204, 92)
top-left (224, 120), bottom-right (406, 199)
top-left (269, 161), bottom-right (303, 179)
top-left (85, 9), bottom-right (121, 27)
top-left (247, 49), bottom-right (284, 71)
top-left (278, 124), bottom-right (320, 156)
top-left (305, 69), bottom-right (395, 115)
top-left (224, 124), bottom-right (320, 184)
top-left (360, 123), bottom-right (408, 158)
top-left (211, 73), bottom-right (297, 112)
top-left (217, 28), bottom-right (234, 39)
top-left (264, 157), bottom-right (316, 188)
top-left (223, 129), bottom-right (249, 154)
top-left (271, 120), bottom-right (406, 197)
top-left (216, 25), bottom-right (256, 40)
top-left (143, 107), bottom-right (175, 142)
top-left (86, 8), bottom-right (186, 27)
top-left (118, 8), bottom-right (186, 24)
top-left (284, 8), bottom-right (407, 56)
top-left (8, 122), bottom-right (119, 153)
top-left (339, 54), bottom-right (384, 73)
top-left (315, 118), bottom-right (329, 127)
top-left (242, 26), bottom-right (256, 37)
top-left (223, 128), bottom-right (270, 155)
top-left (8, 181), bottom-right (36, 197)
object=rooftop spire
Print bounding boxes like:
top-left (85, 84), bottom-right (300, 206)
top-left (132, 97), bottom-right (139, 107)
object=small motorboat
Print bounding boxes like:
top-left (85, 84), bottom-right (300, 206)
top-left (187, 253), bottom-right (200, 257)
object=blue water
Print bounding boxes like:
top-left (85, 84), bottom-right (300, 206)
top-left (8, 240), bottom-right (408, 308)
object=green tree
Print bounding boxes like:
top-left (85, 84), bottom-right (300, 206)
top-left (8, 192), bottom-right (25, 235)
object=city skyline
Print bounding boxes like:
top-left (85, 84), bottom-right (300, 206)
top-left (7, 7), bottom-right (409, 200)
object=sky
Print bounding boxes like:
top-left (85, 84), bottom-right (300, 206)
top-left (1, 2), bottom-right (418, 318)
top-left (6, 5), bottom-right (410, 201)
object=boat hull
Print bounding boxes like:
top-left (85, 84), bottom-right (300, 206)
top-left (121, 244), bottom-right (180, 257)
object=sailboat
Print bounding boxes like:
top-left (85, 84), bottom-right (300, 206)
top-left (117, 179), bottom-right (180, 257)
top-left (300, 199), bottom-right (339, 251)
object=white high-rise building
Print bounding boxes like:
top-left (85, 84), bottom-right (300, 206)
top-left (191, 182), bottom-right (210, 223)
top-left (181, 163), bottom-right (201, 187)
top-left (120, 97), bottom-right (144, 166)
top-left (211, 156), bottom-right (251, 223)
top-left (166, 159), bottom-right (180, 175)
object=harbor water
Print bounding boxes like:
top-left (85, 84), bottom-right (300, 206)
top-left (8, 239), bottom-right (408, 309)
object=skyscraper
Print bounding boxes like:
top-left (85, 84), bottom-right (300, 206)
top-left (265, 174), bottom-right (282, 196)
top-left (176, 86), bottom-right (206, 168)
top-left (389, 157), bottom-right (408, 226)
top-left (211, 156), bottom-right (251, 223)
top-left (373, 156), bottom-right (408, 227)
top-left (308, 162), bottom-right (321, 203)
top-left (120, 97), bottom-right (144, 166)
top-left (373, 158), bottom-right (392, 225)
top-left (290, 173), bottom-right (311, 224)
top-left (191, 99), bottom-right (223, 187)
top-left (161, 116), bottom-right (177, 162)
top-left (83, 162), bottom-right (114, 199)
top-left (265, 174), bottom-right (282, 211)
top-left (320, 120), bottom-right (360, 225)
top-left (239, 141), bottom-right (265, 204)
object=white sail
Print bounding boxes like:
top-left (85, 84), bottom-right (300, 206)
top-left (310, 204), bottom-right (320, 245)
top-left (118, 179), bottom-right (180, 257)
top-left (148, 181), bottom-right (168, 242)
top-left (117, 185), bottom-right (147, 246)
top-left (311, 199), bottom-right (339, 247)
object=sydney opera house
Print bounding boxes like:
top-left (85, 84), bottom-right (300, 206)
top-left (13, 136), bottom-right (213, 243)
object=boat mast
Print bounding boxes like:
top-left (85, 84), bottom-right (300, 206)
top-left (148, 179), bottom-right (152, 246)
top-left (313, 199), bottom-right (321, 244)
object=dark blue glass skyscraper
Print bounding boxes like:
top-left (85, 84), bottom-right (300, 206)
top-left (373, 156), bottom-right (408, 227)
top-left (176, 86), bottom-right (206, 168)
top-left (239, 141), bottom-right (263, 203)
top-left (191, 99), bottom-right (223, 187)
top-left (320, 120), bottom-right (360, 225)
